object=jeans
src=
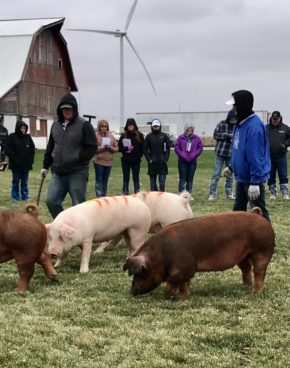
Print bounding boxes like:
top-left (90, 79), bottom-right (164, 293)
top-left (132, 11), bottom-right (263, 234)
top-left (121, 160), bottom-right (141, 194)
top-left (268, 155), bottom-right (288, 194)
top-left (150, 174), bottom-right (166, 192)
top-left (46, 167), bottom-right (89, 219)
top-left (11, 170), bottom-right (29, 200)
top-left (233, 182), bottom-right (270, 222)
top-left (209, 155), bottom-right (233, 196)
top-left (178, 159), bottom-right (197, 193)
top-left (94, 163), bottom-right (111, 197)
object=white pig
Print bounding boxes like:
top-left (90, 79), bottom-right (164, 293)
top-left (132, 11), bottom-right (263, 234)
top-left (46, 196), bottom-right (151, 273)
top-left (95, 191), bottom-right (193, 253)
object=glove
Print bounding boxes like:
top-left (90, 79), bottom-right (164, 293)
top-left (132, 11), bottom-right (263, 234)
top-left (40, 168), bottom-right (48, 178)
top-left (248, 185), bottom-right (260, 200)
top-left (222, 167), bottom-right (233, 177)
top-left (127, 145), bottom-right (134, 152)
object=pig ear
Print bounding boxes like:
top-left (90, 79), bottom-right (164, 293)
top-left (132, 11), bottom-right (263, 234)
top-left (60, 223), bottom-right (75, 241)
top-left (125, 255), bottom-right (147, 276)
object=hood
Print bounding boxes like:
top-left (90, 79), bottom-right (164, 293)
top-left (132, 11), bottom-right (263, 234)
top-left (184, 123), bottom-right (195, 136)
top-left (124, 118), bottom-right (138, 132)
top-left (232, 90), bottom-right (254, 123)
top-left (226, 109), bottom-right (237, 124)
top-left (15, 120), bottom-right (28, 134)
top-left (57, 93), bottom-right (78, 123)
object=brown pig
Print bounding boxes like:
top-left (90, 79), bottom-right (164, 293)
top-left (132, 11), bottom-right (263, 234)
top-left (123, 208), bottom-right (275, 298)
top-left (0, 204), bottom-right (57, 292)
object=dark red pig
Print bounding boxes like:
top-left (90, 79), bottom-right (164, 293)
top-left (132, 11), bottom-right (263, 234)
top-left (123, 208), bottom-right (275, 298)
top-left (0, 204), bottom-right (57, 292)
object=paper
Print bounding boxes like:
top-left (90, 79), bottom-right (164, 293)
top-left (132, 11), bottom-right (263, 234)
top-left (102, 137), bottom-right (110, 146)
top-left (122, 139), bottom-right (131, 147)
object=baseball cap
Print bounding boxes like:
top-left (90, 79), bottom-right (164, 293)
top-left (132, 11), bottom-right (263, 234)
top-left (60, 103), bottom-right (74, 109)
top-left (151, 119), bottom-right (161, 127)
top-left (225, 96), bottom-right (235, 105)
top-left (271, 111), bottom-right (281, 119)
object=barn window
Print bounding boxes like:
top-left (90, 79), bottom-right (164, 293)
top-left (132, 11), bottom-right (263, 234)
top-left (58, 59), bottom-right (62, 70)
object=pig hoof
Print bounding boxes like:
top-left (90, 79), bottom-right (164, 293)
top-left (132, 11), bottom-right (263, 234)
top-left (49, 274), bottom-right (59, 283)
top-left (93, 248), bottom-right (104, 254)
top-left (80, 268), bottom-right (89, 273)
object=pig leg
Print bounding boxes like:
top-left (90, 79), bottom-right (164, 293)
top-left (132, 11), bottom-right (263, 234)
top-left (124, 229), bottom-right (145, 255)
top-left (37, 251), bottom-right (58, 281)
top-left (165, 282), bottom-right (179, 299)
top-left (94, 235), bottom-right (123, 254)
top-left (15, 260), bottom-right (35, 292)
top-left (251, 253), bottom-right (271, 294)
top-left (179, 280), bottom-right (191, 299)
top-left (238, 256), bottom-right (252, 286)
top-left (79, 240), bottom-right (93, 273)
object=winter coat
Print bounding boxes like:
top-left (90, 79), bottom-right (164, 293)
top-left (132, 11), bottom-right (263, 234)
top-left (143, 130), bottom-right (171, 175)
top-left (0, 125), bottom-right (8, 161)
top-left (6, 121), bottom-right (35, 171)
top-left (175, 133), bottom-right (203, 163)
top-left (43, 93), bottom-right (97, 175)
top-left (119, 130), bottom-right (144, 164)
top-left (267, 118), bottom-right (290, 158)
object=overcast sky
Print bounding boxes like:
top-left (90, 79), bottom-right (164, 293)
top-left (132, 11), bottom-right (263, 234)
top-left (2, 0), bottom-right (290, 128)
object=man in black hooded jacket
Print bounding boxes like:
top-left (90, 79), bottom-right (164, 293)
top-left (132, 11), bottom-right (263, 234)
top-left (41, 93), bottom-right (97, 219)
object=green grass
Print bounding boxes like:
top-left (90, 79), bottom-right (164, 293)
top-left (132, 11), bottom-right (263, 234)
top-left (0, 150), bottom-right (289, 368)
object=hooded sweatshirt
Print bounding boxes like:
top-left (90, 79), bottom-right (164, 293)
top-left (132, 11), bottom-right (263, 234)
top-left (6, 120), bottom-right (35, 171)
top-left (230, 90), bottom-right (270, 184)
top-left (118, 118), bottom-right (144, 163)
top-left (43, 93), bottom-right (97, 175)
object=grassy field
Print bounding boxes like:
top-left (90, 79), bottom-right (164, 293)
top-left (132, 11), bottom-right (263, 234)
top-left (0, 150), bottom-right (289, 368)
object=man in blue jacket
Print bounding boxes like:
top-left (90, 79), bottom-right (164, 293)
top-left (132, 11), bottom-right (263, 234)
top-left (223, 90), bottom-right (271, 221)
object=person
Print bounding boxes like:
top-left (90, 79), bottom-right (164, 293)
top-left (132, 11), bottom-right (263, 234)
top-left (118, 118), bottom-right (144, 194)
top-left (6, 120), bottom-right (35, 201)
top-left (267, 111), bottom-right (290, 200)
top-left (0, 114), bottom-right (8, 164)
top-left (41, 93), bottom-right (97, 219)
top-left (143, 119), bottom-right (171, 192)
top-left (208, 110), bottom-right (237, 200)
top-left (223, 90), bottom-right (271, 221)
top-left (93, 119), bottom-right (118, 197)
top-left (174, 123), bottom-right (203, 193)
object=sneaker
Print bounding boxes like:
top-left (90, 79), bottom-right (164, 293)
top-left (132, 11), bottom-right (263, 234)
top-left (282, 194), bottom-right (290, 200)
top-left (225, 194), bottom-right (235, 200)
top-left (270, 194), bottom-right (277, 200)
top-left (208, 195), bottom-right (216, 201)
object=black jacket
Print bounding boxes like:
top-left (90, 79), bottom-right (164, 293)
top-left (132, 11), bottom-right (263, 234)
top-left (267, 118), bottom-right (290, 158)
top-left (119, 130), bottom-right (144, 164)
top-left (144, 129), bottom-right (171, 175)
top-left (43, 93), bottom-right (97, 175)
top-left (6, 121), bottom-right (35, 171)
top-left (0, 125), bottom-right (8, 161)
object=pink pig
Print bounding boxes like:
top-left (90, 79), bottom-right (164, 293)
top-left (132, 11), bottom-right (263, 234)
top-left (46, 196), bottom-right (151, 273)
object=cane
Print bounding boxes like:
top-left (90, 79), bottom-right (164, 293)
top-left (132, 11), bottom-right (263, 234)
top-left (36, 176), bottom-right (45, 206)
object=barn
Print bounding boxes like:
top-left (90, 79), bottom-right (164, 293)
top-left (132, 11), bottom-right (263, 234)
top-left (0, 17), bottom-right (77, 148)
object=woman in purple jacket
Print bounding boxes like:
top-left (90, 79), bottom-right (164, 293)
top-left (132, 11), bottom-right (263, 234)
top-left (175, 124), bottom-right (203, 193)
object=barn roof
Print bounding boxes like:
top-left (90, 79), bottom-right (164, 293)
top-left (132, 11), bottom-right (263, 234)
top-left (0, 17), bottom-right (77, 99)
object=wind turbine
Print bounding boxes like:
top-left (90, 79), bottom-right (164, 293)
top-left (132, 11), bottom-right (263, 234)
top-left (67, 0), bottom-right (157, 127)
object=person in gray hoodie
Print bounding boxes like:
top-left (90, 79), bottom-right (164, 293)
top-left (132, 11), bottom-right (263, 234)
top-left (41, 93), bottom-right (97, 218)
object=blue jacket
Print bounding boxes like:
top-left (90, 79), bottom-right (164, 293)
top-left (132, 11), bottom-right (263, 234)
top-left (231, 114), bottom-right (270, 184)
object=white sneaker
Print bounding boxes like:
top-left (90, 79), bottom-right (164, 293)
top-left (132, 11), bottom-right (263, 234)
top-left (270, 194), bottom-right (277, 200)
top-left (225, 194), bottom-right (235, 200)
top-left (208, 195), bottom-right (216, 201)
top-left (282, 194), bottom-right (290, 200)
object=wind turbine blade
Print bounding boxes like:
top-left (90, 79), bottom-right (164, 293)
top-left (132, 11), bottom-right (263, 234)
top-left (124, 0), bottom-right (138, 31)
top-left (125, 35), bottom-right (157, 95)
top-left (67, 28), bottom-right (120, 36)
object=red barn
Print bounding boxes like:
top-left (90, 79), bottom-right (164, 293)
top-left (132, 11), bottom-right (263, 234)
top-left (0, 18), bottom-right (78, 148)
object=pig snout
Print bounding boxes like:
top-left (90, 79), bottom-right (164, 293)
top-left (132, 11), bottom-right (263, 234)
top-left (48, 244), bottom-right (62, 259)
